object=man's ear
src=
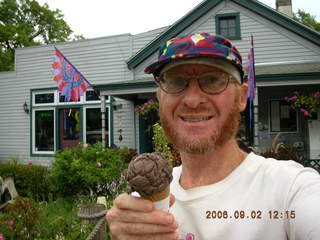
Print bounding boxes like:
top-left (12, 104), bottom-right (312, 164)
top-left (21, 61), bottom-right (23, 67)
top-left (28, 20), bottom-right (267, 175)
top-left (239, 83), bottom-right (249, 112)
top-left (156, 87), bottom-right (161, 102)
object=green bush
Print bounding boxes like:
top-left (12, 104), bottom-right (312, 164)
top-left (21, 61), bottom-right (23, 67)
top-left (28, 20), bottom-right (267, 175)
top-left (50, 143), bottom-right (130, 199)
top-left (152, 123), bottom-right (181, 167)
top-left (0, 163), bottom-right (52, 201)
top-left (0, 197), bottom-right (39, 239)
top-left (0, 197), bottom-right (93, 240)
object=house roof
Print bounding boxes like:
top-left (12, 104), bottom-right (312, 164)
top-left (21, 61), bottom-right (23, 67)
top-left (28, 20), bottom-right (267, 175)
top-left (127, 0), bottom-right (320, 70)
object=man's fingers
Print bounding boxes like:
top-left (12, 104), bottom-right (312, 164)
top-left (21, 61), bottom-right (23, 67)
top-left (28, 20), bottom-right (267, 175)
top-left (114, 193), bottom-right (154, 212)
top-left (108, 208), bottom-right (177, 226)
top-left (109, 221), bottom-right (178, 236)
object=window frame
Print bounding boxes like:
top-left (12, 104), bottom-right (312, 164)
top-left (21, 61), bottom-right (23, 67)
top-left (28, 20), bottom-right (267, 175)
top-left (269, 99), bottom-right (299, 133)
top-left (32, 90), bottom-right (56, 107)
top-left (215, 12), bottom-right (241, 40)
top-left (83, 105), bottom-right (111, 145)
top-left (31, 88), bottom-right (111, 156)
top-left (32, 107), bottom-right (56, 155)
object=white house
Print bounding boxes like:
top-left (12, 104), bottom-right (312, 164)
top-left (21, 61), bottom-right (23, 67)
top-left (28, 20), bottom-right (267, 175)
top-left (0, 0), bottom-right (319, 167)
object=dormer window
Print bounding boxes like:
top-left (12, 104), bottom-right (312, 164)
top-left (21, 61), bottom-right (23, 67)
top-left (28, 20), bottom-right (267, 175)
top-left (215, 13), bottom-right (241, 40)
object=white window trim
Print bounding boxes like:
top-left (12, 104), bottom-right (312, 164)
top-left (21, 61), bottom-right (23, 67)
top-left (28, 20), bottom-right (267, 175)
top-left (269, 99), bottom-right (299, 134)
top-left (83, 105), bottom-right (111, 147)
top-left (32, 107), bottom-right (56, 155)
top-left (32, 90), bottom-right (56, 106)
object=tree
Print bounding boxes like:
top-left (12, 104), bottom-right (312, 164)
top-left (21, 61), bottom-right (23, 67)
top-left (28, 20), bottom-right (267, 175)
top-left (0, 0), bottom-right (84, 72)
top-left (294, 9), bottom-right (320, 32)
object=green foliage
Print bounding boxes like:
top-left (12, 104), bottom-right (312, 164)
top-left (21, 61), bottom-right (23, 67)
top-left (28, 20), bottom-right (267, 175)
top-left (134, 99), bottom-right (159, 119)
top-left (294, 9), bottom-right (320, 32)
top-left (36, 198), bottom-right (93, 239)
top-left (260, 134), bottom-right (302, 163)
top-left (0, 162), bottom-right (52, 201)
top-left (0, 197), bottom-right (39, 239)
top-left (0, 197), bottom-right (93, 240)
top-left (0, 0), bottom-right (85, 71)
top-left (284, 90), bottom-right (320, 117)
top-left (152, 123), bottom-right (181, 167)
top-left (50, 143), bottom-right (129, 199)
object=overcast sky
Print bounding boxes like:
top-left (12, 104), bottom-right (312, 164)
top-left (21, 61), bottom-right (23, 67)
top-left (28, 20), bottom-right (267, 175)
top-left (37, 0), bottom-right (320, 39)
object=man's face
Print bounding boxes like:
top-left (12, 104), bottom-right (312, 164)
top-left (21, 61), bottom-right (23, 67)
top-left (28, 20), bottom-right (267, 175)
top-left (156, 63), bottom-right (248, 154)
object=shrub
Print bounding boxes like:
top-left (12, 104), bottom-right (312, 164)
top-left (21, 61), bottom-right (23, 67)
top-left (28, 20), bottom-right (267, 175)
top-left (0, 197), bottom-right (39, 239)
top-left (36, 197), bottom-right (93, 239)
top-left (152, 123), bottom-right (181, 167)
top-left (50, 143), bottom-right (130, 199)
top-left (260, 134), bottom-right (302, 162)
top-left (0, 163), bottom-right (52, 201)
top-left (0, 197), bottom-right (93, 240)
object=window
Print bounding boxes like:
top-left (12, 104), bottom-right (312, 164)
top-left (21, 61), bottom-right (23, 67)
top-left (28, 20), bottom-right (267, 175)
top-left (31, 89), bottom-right (111, 155)
top-left (86, 90), bottom-right (100, 101)
top-left (215, 13), bottom-right (241, 40)
top-left (34, 110), bottom-right (55, 152)
top-left (270, 100), bottom-right (298, 132)
top-left (85, 107), bottom-right (109, 145)
top-left (35, 93), bottom-right (54, 104)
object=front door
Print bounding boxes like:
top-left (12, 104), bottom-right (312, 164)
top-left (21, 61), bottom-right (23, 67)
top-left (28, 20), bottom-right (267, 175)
top-left (59, 108), bottom-right (80, 150)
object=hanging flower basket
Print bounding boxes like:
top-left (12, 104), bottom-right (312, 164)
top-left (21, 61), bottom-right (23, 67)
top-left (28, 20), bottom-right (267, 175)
top-left (134, 99), bottom-right (159, 119)
top-left (284, 91), bottom-right (320, 117)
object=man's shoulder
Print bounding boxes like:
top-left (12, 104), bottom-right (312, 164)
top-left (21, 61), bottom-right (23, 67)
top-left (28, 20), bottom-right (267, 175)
top-left (249, 152), bottom-right (319, 184)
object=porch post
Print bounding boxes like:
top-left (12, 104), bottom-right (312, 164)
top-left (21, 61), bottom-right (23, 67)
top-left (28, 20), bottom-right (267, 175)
top-left (100, 95), bottom-right (106, 147)
top-left (254, 86), bottom-right (259, 148)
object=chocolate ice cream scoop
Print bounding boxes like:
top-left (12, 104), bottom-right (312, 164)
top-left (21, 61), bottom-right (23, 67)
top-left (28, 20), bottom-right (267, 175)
top-left (126, 152), bottom-right (173, 198)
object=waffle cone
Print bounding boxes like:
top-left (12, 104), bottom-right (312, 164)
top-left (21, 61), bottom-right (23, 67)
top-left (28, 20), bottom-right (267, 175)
top-left (143, 186), bottom-right (170, 202)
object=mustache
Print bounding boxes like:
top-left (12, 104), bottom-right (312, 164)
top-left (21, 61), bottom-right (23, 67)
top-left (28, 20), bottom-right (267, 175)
top-left (175, 105), bottom-right (218, 115)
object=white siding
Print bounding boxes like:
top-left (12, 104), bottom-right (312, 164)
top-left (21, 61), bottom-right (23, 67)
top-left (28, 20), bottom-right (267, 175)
top-left (0, 71), bottom-right (30, 164)
top-left (113, 98), bottom-right (136, 149)
top-left (132, 27), bottom-right (168, 56)
top-left (16, 34), bottom-right (132, 87)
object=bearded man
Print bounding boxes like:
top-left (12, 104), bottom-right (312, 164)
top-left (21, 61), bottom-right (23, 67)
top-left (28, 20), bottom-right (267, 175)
top-left (106, 33), bottom-right (320, 240)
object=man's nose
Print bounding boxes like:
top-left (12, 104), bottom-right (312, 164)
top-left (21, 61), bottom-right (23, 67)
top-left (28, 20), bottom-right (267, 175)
top-left (181, 78), bottom-right (207, 108)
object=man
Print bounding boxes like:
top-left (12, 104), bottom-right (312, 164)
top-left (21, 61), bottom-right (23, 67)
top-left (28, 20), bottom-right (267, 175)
top-left (106, 33), bottom-right (320, 240)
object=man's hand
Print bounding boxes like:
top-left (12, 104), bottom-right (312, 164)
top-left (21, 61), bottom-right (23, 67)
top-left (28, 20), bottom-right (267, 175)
top-left (106, 193), bottom-right (179, 240)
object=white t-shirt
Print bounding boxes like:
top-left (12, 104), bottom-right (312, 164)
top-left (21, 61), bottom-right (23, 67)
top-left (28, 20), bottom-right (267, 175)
top-left (170, 152), bottom-right (320, 240)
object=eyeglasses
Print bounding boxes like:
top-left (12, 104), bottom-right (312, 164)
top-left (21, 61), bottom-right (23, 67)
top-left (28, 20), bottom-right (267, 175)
top-left (154, 71), bottom-right (233, 95)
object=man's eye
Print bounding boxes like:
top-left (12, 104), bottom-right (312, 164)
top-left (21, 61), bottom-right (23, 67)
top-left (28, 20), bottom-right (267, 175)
top-left (170, 77), bottom-right (186, 86)
top-left (201, 76), bottom-right (220, 85)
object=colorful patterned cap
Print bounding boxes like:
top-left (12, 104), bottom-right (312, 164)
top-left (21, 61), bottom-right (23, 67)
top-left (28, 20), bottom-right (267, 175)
top-left (145, 32), bottom-right (244, 81)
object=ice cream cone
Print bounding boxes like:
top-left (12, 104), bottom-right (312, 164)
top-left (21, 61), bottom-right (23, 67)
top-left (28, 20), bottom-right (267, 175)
top-left (144, 186), bottom-right (170, 211)
top-left (143, 186), bottom-right (170, 202)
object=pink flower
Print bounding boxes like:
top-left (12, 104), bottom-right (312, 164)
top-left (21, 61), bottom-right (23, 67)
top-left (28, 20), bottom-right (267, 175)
top-left (288, 96), bottom-right (298, 101)
top-left (300, 109), bottom-right (310, 116)
top-left (0, 233), bottom-right (5, 240)
top-left (143, 102), bottom-right (148, 106)
top-left (134, 107), bottom-right (139, 112)
top-left (314, 91), bottom-right (320, 98)
top-left (283, 97), bottom-right (289, 101)
top-left (27, 162), bottom-right (32, 166)
top-left (148, 99), bottom-right (154, 103)
top-left (83, 143), bottom-right (89, 148)
top-left (3, 221), bottom-right (15, 226)
top-left (304, 111), bottom-right (310, 116)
